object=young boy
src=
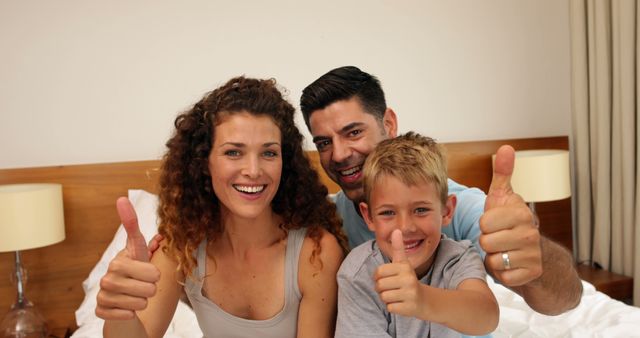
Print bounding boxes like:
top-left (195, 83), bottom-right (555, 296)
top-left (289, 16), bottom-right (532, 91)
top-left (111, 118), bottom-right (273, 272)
top-left (335, 132), bottom-right (499, 337)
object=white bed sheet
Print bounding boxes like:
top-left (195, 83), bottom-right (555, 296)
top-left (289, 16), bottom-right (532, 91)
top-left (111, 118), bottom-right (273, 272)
top-left (71, 294), bottom-right (202, 338)
top-left (74, 277), bottom-right (640, 337)
top-left (489, 276), bottom-right (640, 337)
top-left (72, 190), bottom-right (640, 337)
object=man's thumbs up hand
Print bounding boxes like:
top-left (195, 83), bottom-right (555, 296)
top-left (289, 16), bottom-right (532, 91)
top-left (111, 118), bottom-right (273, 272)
top-left (480, 145), bottom-right (542, 287)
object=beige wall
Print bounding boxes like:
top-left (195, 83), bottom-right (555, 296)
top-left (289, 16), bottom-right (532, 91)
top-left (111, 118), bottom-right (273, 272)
top-left (0, 0), bottom-right (570, 169)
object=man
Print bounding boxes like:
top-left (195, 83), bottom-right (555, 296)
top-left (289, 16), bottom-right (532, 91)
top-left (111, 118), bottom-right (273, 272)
top-left (299, 66), bottom-right (582, 315)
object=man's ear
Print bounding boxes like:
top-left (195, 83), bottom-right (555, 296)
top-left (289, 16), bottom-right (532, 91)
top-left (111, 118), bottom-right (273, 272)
top-left (382, 108), bottom-right (398, 138)
top-left (441, 194), bottom-right (457, 226)
top-left (359, 202), bottom-right (377, 232)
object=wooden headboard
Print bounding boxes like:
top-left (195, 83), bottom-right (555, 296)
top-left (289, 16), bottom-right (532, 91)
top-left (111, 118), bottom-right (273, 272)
top-left (0, 136), bottom-right (570, 331)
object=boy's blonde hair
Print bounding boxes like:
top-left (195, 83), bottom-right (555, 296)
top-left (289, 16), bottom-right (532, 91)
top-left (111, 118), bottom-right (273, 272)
top-left (362, 132), bottom-right (448, 209)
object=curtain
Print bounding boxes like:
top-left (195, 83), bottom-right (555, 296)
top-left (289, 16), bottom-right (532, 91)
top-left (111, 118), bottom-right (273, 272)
top-left (569, 0), bottom-right (639, 305)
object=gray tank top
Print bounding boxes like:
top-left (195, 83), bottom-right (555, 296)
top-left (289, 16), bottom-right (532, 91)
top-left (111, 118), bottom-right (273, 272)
top-left (184, 227), bottom-right (307, 338)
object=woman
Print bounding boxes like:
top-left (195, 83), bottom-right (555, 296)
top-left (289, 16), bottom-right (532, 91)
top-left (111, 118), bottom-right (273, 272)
top-left (96, 76), bottom-right (347, 338)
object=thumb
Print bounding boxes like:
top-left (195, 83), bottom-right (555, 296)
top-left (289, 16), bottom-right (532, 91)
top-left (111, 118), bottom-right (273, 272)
top-left (486, 145), bottom-right (515, 211)
top-left (391, 229), bottom-right (408, 263)
top-left (116, 197), bottom-right (150, 262)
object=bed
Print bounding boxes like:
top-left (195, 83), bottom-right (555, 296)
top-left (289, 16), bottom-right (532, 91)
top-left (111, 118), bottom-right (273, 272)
top-left (0, 135), bottom-right (637, 337)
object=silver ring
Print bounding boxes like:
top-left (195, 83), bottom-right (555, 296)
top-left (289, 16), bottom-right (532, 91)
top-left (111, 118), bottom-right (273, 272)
top-left (532, 212), bottom-right (540, 229)
top-left (502, 252), bottom-right (511, 270)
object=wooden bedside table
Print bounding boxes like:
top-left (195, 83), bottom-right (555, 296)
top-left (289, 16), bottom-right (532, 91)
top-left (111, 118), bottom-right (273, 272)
top-left (576, 264), bottom-right (633, 301)
top-left (48, 327), bottom-right (73, 338)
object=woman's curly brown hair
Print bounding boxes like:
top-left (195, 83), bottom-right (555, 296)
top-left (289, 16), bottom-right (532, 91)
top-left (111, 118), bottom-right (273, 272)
top-left (158, 76), bottom-right (348, 279)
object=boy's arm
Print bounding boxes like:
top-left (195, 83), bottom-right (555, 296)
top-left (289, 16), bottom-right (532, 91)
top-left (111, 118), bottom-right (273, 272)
top-left (376, 231), bottom-right (498, 335)
top-left (414, 279), bottom-right (498, 335)
top-left (336, 260), bottom-right (392, 338)
top-left (417, 240), bottom-right (498, 335)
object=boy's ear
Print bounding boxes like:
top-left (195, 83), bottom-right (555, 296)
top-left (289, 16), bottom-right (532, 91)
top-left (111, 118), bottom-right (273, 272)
top-left (359, 202), bottom-right (377, 232)
top-left (441, 194), bottom-right (457, 226)
top-left (382, 108), bottom-right (398, 138)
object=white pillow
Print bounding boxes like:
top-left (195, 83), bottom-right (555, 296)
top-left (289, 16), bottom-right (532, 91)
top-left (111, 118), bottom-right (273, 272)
top-left (73, 190), bottom-right (202, 337)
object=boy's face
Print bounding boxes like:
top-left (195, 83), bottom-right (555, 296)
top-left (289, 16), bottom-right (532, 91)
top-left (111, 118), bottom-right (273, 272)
top-left (308, 97), bottom-right (397, 202)
top-left (360, 175), bottom-right (456, 277)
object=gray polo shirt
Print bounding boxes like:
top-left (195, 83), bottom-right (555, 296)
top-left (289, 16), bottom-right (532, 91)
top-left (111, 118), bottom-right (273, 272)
top-left (335, 236), bottom-right (487, 338)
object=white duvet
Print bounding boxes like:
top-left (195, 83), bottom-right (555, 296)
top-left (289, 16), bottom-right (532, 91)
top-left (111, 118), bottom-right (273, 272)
top-left (72, 293), bottom-right (202, 338)
top-left (490, 277), bottom-right (640, 338)
top-left (73, 276), bottom-right (640, 338)
top-left (72, 190), bottom-right (640, 337)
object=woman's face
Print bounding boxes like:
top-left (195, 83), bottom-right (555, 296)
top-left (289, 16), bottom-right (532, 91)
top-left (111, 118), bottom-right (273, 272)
top-left (208, 112), bottom-right (282, 221)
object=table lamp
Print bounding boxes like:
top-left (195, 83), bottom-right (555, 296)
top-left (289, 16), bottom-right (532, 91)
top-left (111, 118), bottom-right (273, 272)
top-left (0, 184), bottom-right (65, 338)
top-left (508, 149), bottom-right (571, 217)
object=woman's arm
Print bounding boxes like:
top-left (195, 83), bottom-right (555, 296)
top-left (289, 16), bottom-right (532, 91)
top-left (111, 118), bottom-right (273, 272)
top-left (297, 229), bottom-right (345, 338)
top-left (99, 243), bottom-right (183, 338)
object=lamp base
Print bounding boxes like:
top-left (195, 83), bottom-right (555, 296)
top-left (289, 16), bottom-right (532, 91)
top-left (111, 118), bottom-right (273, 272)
top-left (0, 300), bottom-right (48, 338)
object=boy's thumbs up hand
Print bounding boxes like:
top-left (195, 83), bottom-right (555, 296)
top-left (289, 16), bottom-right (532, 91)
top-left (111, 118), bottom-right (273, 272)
top-left (391, 229), bottom-right (408, 263)
top-left (374, 229), bottom-right (426, 318)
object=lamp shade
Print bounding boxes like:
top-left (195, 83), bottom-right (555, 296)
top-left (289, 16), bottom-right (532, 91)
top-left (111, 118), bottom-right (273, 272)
top-left (0, 184), bottom-right (65, 252)
top-left (505, 149), bottom-right (571, 203)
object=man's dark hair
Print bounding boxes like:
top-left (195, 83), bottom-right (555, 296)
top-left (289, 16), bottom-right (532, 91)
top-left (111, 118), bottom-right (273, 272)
top-left (300, 66), bottom-right (387, 130)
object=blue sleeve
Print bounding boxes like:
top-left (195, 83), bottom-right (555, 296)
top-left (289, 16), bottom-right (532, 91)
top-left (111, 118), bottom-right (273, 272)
top-left (334, 191), bottom-right (376, 249)
top-left (445, 180), bottom-right (487, 258)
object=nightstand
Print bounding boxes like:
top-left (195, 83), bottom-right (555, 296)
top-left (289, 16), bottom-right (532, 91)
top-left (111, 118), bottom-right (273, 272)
top-left (48, 327), bottom-right (72, 338)
top-left (576, 264), bottom-right (633, 301)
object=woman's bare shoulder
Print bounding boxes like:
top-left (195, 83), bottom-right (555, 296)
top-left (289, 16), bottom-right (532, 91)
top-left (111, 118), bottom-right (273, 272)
top-left (151, 241), bottom-right (184, 282)
top-left (299, 227), bottom-right (344, 276)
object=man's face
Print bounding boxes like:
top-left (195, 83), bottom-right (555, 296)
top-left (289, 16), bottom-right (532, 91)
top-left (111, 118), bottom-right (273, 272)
top-left (308, 97), bottom-right (397, 201)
